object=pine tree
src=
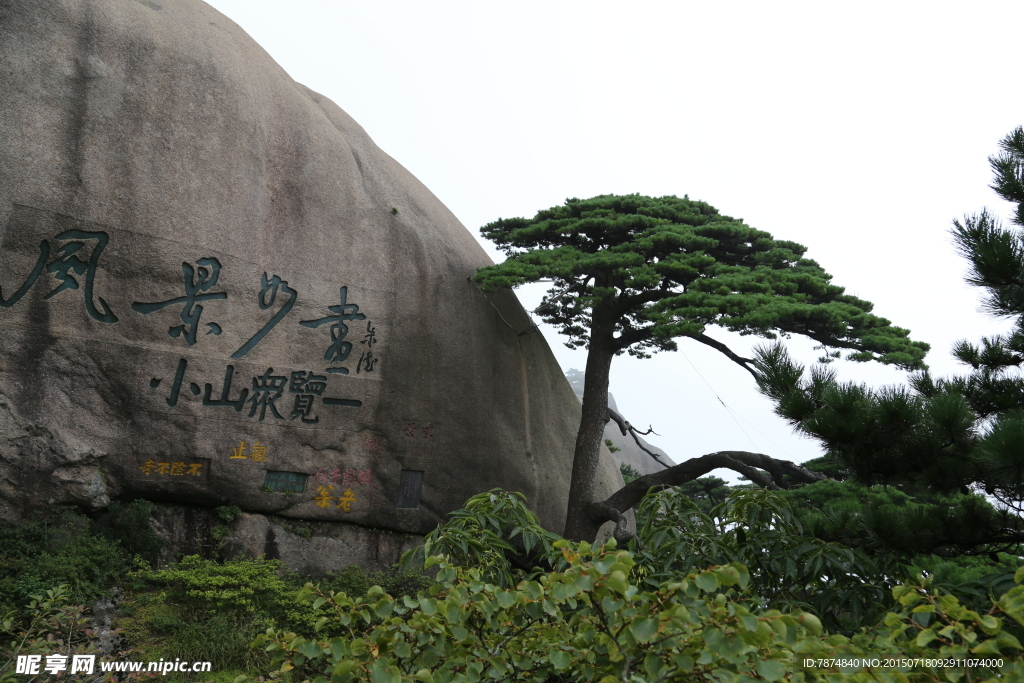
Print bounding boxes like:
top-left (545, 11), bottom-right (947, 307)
top-left (756, 127), bottom-right (1024, 556)
top-left (474, 194), bottom-right (928, 541)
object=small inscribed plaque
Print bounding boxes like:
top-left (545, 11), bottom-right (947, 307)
top-left (396, 469), bottom-right (424, 509)
top-left (263, 471), bottom-right (308, 493)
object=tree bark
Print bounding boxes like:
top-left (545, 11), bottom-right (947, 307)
top-left (563, 313), bottom-right (617, 542)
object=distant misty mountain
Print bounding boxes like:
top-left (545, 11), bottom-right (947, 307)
top-left (565, 369), bottom-right (674, 477)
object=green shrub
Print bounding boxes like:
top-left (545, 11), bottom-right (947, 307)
top-left (0, 508), bottom-right (130, 609)
top-left (98, 499), bottom-right (161, 562)
top-left (138, 555), bottom-right (288, 613)
top-left (0, 584), bottom-right (103, 680)
top-left (117, 589), bottom-right (270, 674)
top-left (0, 501), bottom-right (161, 612)
top-left (271, 564), bottom-right (435, 637)
top-left (257, 544), bottom-right (1024, 681)
top-left (216, 505), bottom-right (243, 523)
top-left (163, 610), bottom-right (269, 671)
top-left (123, 556), bottom-right (292, 674)
top-left (631, 486), bottom-right (895, 633)
top-left (400, 490), bottom-right (565, 589)
top-left (319, 564), bottom-right (432, 603)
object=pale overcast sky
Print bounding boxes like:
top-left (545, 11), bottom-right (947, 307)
top-left (203, 1), bottom-right (1024, 477)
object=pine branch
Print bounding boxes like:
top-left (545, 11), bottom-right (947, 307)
top-left (606, 407), bottom-right (670, 469)
top-left (689, 333), bottom-right (760, 379)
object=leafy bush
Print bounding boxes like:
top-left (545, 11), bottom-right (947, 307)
top-left (11, 533), bottom-right (127, 608)
top-left (261, 546), bottom-right (811, 682)
top-left (319, 565), bottom-right (433, 604)
top-left (400, 490), bottom-right (564, 589)
top-left (97, 499), bottom-right (162, 562)
top-left (0, 507), bottom-right (131, 609)
top-left (0, 500), bottom-right (162, 612)
top-left (401, 488), bottom-right (893, 633)
top-left (631, 486), bottom-right (894, 633)
top-left (117, 587), bottom-right (270, 673)
top-left (0, 585), bottom-right (105, 681)
top-left (257, 544), bottom-right (1024, 682)
top-left (123, 556), bottom-right (291, 673)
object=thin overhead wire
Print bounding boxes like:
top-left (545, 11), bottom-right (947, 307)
top-left (725, 404), bottom-right (797, 460)
top-left (678, 349), bottom-right (795, 459)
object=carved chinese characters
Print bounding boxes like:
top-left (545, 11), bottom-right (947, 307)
top-left (0, 0), bottom-right (628, 543)
top-left (0, 205), bottom-right (389, 434)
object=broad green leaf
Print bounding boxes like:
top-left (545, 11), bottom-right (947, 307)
top-left (978, 614), bottom-right (1001, 635)
top-left (971, 638), bottom-right (1003, 655)
top-left (630, 617), bottom-right (659, 643)
top-left (496, 590), bottom-right (516, 609)
top-left (796, 613), bottom-right (822, 636)
top-left (300, 640), bottom-right (322, 659)
top-left (607, 571), bottom-right (629, 595)
top-left (898, 590), bottom-right (923, 606)
top-left (643, 653), bottom-right (664, 677)
top-left (694, 572), bottom-right (719, 593)
top-left (549, 651), bottom-right (571, 670)
top-left (332, 660), bottom-right (357, 677)
top-left (375, 599), bottom-right (395, 618)
top-left (370, 660), bottom-right (401, 683)
top-left (997, 587), bottom-right (1024, 626)
top-left (756, 660), bottom-right (787, 681)
top-left (419, 596), bottom-right (438, 615)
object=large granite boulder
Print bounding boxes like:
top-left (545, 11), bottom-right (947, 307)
top-left (0, 0), bottom-right (626, 546)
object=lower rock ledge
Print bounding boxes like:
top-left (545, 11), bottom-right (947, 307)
top-left (148, 502), bottom-right (423, 575)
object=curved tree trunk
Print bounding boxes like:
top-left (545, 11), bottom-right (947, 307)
top-left (563, 316), bottom-right (616, 542)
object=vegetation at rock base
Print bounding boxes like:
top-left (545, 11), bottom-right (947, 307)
top-left (0, 585), bottom-right (99, 683)
top-left (0, 501), bottom-right (157, 610)
top-left (259, 489), bottom-right (1024, 682)
top-left (0, 504), bottom-right (430, 682)
top-left (1, 489), bottom-right (1023, 682)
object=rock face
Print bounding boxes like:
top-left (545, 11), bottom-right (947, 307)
top-left (0, 0), bottom-right (626, 551)
top-left (145, 503), bottom-right (421, 575)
